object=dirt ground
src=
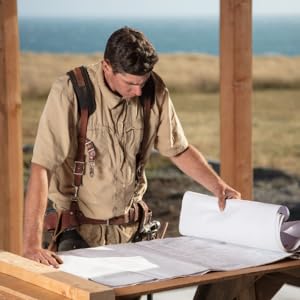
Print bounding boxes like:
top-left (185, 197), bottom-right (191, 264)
top-left (144, 162), bottom-right (300, 238)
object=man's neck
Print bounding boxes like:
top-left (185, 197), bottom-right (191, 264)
top-left (102, 69), bottom-right (113, 91)
top-left (102, 70), bottom-right (122, 98)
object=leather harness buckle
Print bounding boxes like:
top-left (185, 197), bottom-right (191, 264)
top-left (74, 161), bottom-right (85, 176)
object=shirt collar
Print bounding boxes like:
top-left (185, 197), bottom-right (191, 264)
top-left (95, 62), bottom-right (139, 110)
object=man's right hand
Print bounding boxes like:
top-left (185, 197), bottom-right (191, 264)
top-left (23, 164), bottom-right (62, 268)
top-left (23, 248), bottom-right (63, 268)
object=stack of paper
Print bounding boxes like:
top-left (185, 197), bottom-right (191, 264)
top-left (179, 191), bottom-right (300, 252)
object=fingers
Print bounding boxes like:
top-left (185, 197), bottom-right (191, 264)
top-left (226, 191), bottom-right (241, 199)
top-left (52, 252), bottom-right (63, 264)
top-left (218, 189), bottom-right (241, 211)
top-left (218, 192), bottom-right (226, 212)
top-left (24, 249), bottom-right (63, 268)
top-left (44, 251), bottom-right (63, 268)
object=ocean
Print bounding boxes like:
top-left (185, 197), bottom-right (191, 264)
top-left (19, 16), bottom-right (300, 55)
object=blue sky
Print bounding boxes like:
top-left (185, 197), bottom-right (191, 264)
top-left (18, 0), bottom-right (300, 18)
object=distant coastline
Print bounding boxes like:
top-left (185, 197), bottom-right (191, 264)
top-left (19, 16), bottom-right (300, 55)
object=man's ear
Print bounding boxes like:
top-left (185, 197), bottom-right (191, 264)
top-left (102, 59), bottom-right (113, 73)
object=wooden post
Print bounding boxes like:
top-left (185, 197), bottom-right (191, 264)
top-left (220, 0), bottom-right (253, 199)
top-left (0, 0), bottom-right (23, 254)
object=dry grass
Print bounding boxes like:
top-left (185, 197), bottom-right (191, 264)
top-left (171, 90), bottom-right (300, 176)
top-left (21, 52), bottom-right (300, 176)
top-left (20, 53), bottom-right (101, 97)
top-left (252, 90), bottom-right (300, 174)
top-left (21, 52), bottom-right (300, 96)
top-left (22, 89), bottom-right (300, 176)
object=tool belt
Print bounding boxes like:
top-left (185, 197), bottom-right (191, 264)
top-left (43, 200), bottom-right (152, 251)
top-left (44, 201), bottom-right (147, 231)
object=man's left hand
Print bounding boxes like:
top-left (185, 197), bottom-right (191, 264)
top-left (215, 183), bottom-right (241, 211)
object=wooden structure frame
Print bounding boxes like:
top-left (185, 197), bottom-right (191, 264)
top-left (220, 0), bottom-right (253, 199)
top-left (0, 251), bottom-right (300, 299)
top-left (0, 0), bottom-right (299, 299)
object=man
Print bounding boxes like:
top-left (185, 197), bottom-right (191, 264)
top-left (23, 27), bottom-right (240, 268)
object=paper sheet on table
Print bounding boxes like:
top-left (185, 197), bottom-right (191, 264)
top-left (59, 238), bottom-right (209, 286)
top-left (59, 235), bottom-right (291, 287)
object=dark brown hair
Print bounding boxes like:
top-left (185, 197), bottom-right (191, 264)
top-left (104, 27), bottom-right (159, 75)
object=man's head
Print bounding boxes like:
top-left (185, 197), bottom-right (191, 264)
top-left (104, 26), bottom-right (158, 76)
top-left (102, 27), bottom-right (158, 99)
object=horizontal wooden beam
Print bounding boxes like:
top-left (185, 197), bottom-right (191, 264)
top-left (0, 273), bottom-right (70, 300)
top-left (115, 259), bottom-right (300, 297)
top-left (1, 250), bottom-right (300, 299)
top-left (0, 251), bottom-right (114, 300)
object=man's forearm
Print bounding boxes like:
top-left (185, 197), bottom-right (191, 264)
top-left (170, 145), bottom-right (224, 196)
top-left (23, 163), bottom-right (49, 252)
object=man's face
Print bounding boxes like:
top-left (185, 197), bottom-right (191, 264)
top-left (102, 60), bottom-right (150, 99)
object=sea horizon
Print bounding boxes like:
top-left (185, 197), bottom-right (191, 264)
top-left (19, 15), bottom-right (300, 56)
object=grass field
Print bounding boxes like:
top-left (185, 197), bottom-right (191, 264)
top-left (22, 89), bottom-right (300, 176)
top-left (21, 53), bottom-right (300, 176)
top-left (172, 90), bottom-right (300, 175)
top-left (20, 52), bottom-right (300, 96)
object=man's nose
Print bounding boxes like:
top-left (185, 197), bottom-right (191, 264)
top-left (133, 86), bottom-right (142, 96)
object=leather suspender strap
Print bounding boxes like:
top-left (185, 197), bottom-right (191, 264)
top-left (68, 67), bottom-right (155, 188)
top-left (44, 68), bottom-right (157, 250)
top-left (67, 66), bottom-right (96, 190)
top-left (74, 109), bottom-right (88, 189)
top-left (136, 74), bottom-right (155, 179)
top-left (64, 67), bottom-right (155, 226)
top-left (67, 66), bottom-right (96, 116)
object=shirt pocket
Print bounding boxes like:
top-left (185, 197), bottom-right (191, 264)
top-left (125, 115), bottom-right (144, 159)
top-left (86, 126), bottom-right (113, 172)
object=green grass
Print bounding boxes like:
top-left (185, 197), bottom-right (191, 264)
top-left (252, 90), bottom-right (300, 174)
top-left (22, 89), bottom-right (300, 176)
top-left (172, 89), bottom-right (300, 176)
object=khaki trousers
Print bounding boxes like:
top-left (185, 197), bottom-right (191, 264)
top-left (78, 222), bottom-right (139, 246)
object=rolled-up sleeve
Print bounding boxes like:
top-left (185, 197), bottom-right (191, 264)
top-left (32, 76), bottom-right (77, 171)
top-left (154, 89), bottom-right (189, 157)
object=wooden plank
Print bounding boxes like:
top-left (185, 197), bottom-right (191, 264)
top-left (220, 0), bottom-right (253, 199)
top-left (255, 274), bottom-right (285, 300)
top-left (0, 251), bottom-right (115, 300)
top-left (0, 289), bottom-right (27, 300)
top-left (237, 279), bottom-right (257, 300)
top-left (0, 0), bottom-right (23, 254)
top-left (115, 259), bottom-right (300, 297)
top-left (193, 275), bottom-right (257, 300)
top-left (1, 251), bottom-right (300, 299)
top-left (0, 273), bottom-right (70, 300)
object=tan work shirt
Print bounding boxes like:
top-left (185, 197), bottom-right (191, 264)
top-left (32, 62), bottom-right (188, 220)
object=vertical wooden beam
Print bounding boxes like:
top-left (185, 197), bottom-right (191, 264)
top-left (0, 0), bottom-right (23, 254)
top-left (220, 0), bottom-right (253, 199)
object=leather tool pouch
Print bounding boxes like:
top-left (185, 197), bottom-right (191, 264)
top-left (56, 229), bottom-right (89, 251)
top-left (43, 209), bottom-right (88, 252)
top-left (133, 200), bottom-right (167, 242)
